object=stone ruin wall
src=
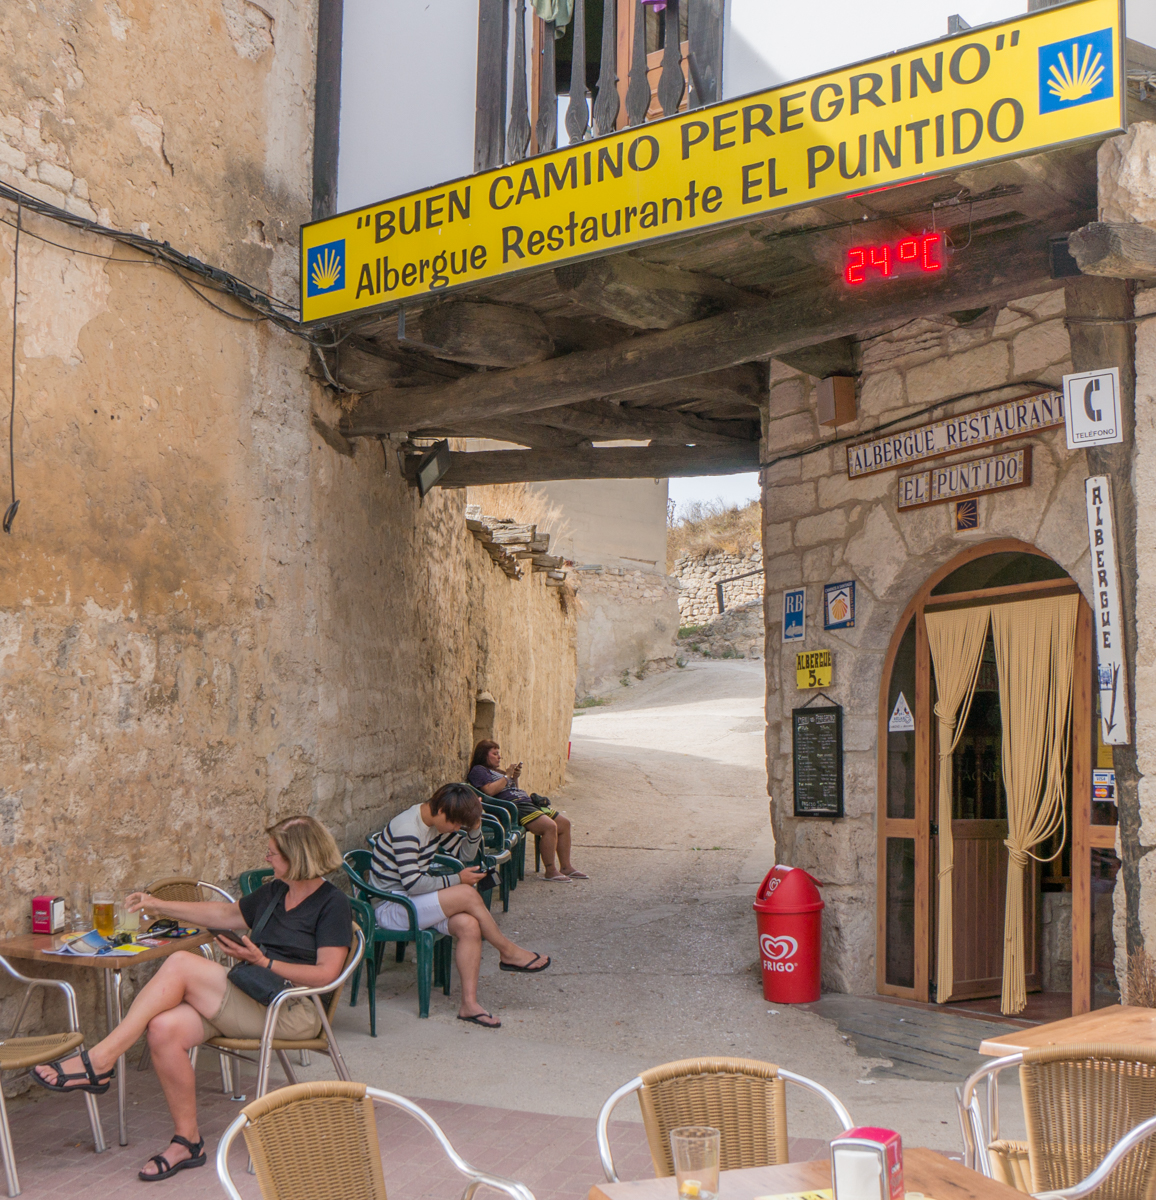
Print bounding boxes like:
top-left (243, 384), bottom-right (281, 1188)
top-left (762, 286), bottom-right (1096, 995)
top-left (674, 548), bottom-right (764, 623)
top-left (0, 0), bottom-right (576, 1045)
top-left (572, 566), bottom-right (680, 695)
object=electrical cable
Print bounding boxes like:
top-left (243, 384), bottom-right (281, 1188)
top-left (4, 202), bottom-right (20, 534)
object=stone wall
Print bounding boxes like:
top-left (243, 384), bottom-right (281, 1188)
top-left (762, 289), bottom-right (1094, 994)
top-left (674, 548), bottom-right (764, 623)
top-left (571, 566), bottom-right (680, 696)
top-left (0, 0), bottom-right (575, 1044)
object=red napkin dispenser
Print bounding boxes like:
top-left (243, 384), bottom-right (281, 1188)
top-left (831, 1127), bottom-right (904, 1200)
top-left (32, 895), bottom-right (67, 934)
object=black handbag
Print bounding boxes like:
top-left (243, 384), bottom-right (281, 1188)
top-left (226, 893), bottom-right (293, 1007)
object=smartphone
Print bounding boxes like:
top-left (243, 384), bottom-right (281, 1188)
top-left (210, 928), bottom-right (247, 947)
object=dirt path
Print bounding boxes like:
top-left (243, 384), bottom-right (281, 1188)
top-left (316, 660), bottom-right (1019, 1150)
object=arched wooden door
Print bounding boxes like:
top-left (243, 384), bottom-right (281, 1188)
top-left (875, 540), bottom-right (1100, 1015)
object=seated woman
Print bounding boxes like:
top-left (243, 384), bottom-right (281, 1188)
top-left (368, 782), bottom-right (550, 1029)
top-left (33, 815), bottom-right (352, 1182)
top-left (467, 739), bottom-right (587, 882)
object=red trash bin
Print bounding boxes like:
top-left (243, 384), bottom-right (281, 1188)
top-left (752, 865), bottom-right (823, 1003)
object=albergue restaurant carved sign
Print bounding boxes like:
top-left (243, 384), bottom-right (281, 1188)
top-left (846, 390), bottom-right (1063, 478)
top-left (300, 0), bottom-right (1123, 321)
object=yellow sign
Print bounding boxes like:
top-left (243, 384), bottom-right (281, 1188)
top-left (301, 0), bottom-right (1123, 322)
top-left (797, 650), bottom-right (833, 690)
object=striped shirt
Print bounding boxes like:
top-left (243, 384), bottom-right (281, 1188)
top-left (368, 803), bottom-right (482, 896)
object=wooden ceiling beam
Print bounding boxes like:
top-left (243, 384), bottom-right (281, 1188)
top-left (553, 253), bottom-right (763, 329)
top-left (403, 441), bottom-right (761, 487)
top-left (531, 401), bottom-right (756, 444)
top-left (350, 217), bottom-right (1078, 434)
top-left (397, 300), bottom-right (555, 367)
top-left (775, 336), bottom-right (857, 380)
top-left (1068, 221), bottom-right (1156, 281)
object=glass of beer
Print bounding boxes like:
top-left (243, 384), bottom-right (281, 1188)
top-left (92, 892), bottom-right (116, 938)
top-left (119, 897), bottom-right (140, 933)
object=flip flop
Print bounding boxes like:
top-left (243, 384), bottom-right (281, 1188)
top-left (564, 870), bottom-right (590, 879)
top-left (32, 1049), bottom-right (115, 1095)
top-left (138, 1135), bottom-right (206, 1182)
top-left (500, 953), bottom-right (551, 974)
top-left (457, 1011), bottom-right (502, 1028)
top-left (543, 873), bottom-right (570, 882)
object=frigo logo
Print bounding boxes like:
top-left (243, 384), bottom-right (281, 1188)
top-left (1038, 27), bottom-right (1114, 114)
top-left (760, 934), bottom-right (798, 972)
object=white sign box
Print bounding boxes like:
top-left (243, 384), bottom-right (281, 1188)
top-left (1085, 476), bottom-right (1130, 745)
top-left (1064, 368), bottom-right (1123, 448)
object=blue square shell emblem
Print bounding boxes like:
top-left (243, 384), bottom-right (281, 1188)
top-left (306, 239), bottom-right (346, 297)
top-left (1038, 27), bottom-right (1114, 114)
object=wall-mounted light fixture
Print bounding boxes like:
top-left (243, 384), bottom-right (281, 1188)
top-left (416, 439), bottom-right (452, 497)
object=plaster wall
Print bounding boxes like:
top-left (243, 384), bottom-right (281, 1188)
top-left (0, 0), bottom-right (574, 1044)
top-left (762, 290), bottom-right (1095, 994)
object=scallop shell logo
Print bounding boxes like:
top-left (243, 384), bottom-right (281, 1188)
top-left (1046, 42), bottom-right (1105, 103)
top-left (311, 248), bottom-right (343, 292)
top-left (306, 239), bottom-right (346, 298)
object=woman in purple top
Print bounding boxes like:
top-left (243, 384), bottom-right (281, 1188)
top-left (467, 740), bottom-right (588, 882)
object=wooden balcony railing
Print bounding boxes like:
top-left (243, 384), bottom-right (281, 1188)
top-left (476, 0), bottom-right (724, 170)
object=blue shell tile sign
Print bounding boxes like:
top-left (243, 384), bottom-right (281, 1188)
top-left (823, 581), bottom-right (855, 631)
top-left (1039, 27), bottom-right (1114, 114)
top-left (307, 239), bottom-right (346, 297)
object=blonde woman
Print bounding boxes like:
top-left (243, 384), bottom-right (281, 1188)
top-left (34, 815), bottom-right (352, 1183)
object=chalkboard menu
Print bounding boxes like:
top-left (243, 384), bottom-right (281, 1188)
top-left (793, 703), bottom-right (844, 817)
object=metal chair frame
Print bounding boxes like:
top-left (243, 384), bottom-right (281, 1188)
top-left (206, 929), bottom-right (365, 1104)
top-left (0, 956), bottom-right (106, 1197)
top-left (216, 1082), bottom-right (536, 1200)
top-left (137, 878), bottom-right (238, 1090)
top-left (596, 1064), bottom-right (855, 1182)
top-left (958, 1052), bottom-right (1156, 1199)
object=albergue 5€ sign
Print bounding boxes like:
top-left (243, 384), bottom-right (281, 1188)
top-left (300, 0), bottom-right (1123, 323)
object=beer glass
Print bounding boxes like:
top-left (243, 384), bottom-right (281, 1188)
top-left (92, 892), bottom-right (115, 938)
top-left (670, 1127), bottom-right (720, 1200)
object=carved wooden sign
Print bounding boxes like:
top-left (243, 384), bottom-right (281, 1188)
top-left (897, 446), bottom-right (1032, 509)
top-left (846, 391), bottom-right (1062, 477)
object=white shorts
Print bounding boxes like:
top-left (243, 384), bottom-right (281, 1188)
top-left (375, 890), bottom-right (449, 935)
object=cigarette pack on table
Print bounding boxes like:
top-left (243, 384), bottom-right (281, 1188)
top-left (830, 1127), bottom-right (903, 1200)
top-left (32, 895), bottom-right (67, 934)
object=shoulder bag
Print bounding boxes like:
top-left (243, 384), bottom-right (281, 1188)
top-left (226, 891), bottom-right (294, 1006)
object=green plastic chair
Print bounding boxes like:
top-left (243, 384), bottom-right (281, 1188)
top-left (239, 867), bottom-right (273, 896)
top-left (346, 896), bottom-right (381, 1036)
top-left (342, 850), bottom-right (453, 1020)
top-left (468, 785), bottom-right (527, 885)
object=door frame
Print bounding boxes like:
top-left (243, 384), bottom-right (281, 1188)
top-left (874, 538), bottom-right (1096, 1013)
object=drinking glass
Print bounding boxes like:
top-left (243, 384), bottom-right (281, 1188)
top-left (92, 892), bottom-right (115, 938)
top-left (70, 883), bottom-right (90, 932)
top-left (670, 1127), bottom-right (720, 1200)
top-left (119, 898), bottom-right (141, 933)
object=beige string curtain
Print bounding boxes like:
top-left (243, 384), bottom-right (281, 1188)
top-left (925, 606), bottom-right (991, 1004)
top-left (991, 594), bottom-right (1078, 1015)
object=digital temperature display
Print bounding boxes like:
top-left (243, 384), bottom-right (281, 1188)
top-left (845, 234), bottom-right (944, 285)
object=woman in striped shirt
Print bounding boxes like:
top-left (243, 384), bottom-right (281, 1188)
top-left (368, 783), bottom-right (550, 1028)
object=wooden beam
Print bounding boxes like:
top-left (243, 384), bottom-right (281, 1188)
top-left (398, 301), bottom-right (554, 367)
top-left (403, 441), bottom-right (761, 486)
top-left (528, 401), bottom-right (757, 444)
top-left (613, 363), bottom-right (765, 410)
top-left (775, 336), bottom-right (857, 380)
top-left (553, 253), bottom-right (762, 329)
top-left (323, 338), bottom-right (470, 392)
top-left (352, 219), bottom-right (1073, 433)
top-left (1068, 221), bottom-right (1156, 280)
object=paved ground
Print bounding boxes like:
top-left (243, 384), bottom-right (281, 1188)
top-left (6, 660), bottom-right (1021, 1196)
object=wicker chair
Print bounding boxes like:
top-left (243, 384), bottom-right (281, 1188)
top-left (958, 1043), bottom-right (1156, 1200)
top-left (0, 956), bottom-right (106, 1197)
top-left (205, 929), bottom-right (365, 1104)
top-left (596, 1056), bottom-right (855, 1182)
top-left (137, 876), bottom-right (238, 1088)
top-left (216, 1080), bottom-right (536, 1200)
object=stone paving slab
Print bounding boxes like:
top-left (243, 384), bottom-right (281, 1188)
top-left (4, 1060), bottom-right (829, 1199)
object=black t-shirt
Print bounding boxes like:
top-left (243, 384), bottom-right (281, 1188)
top-left (238, 880), bottom-right (352, 966)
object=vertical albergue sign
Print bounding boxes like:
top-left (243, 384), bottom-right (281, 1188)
top-left (300, 0), bottom-right (1124, 322)
top-left (1085, 476), bottom-right (1130, 745)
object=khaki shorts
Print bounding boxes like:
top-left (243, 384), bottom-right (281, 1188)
top-left (200, 980), bottom-right (322, 1042)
